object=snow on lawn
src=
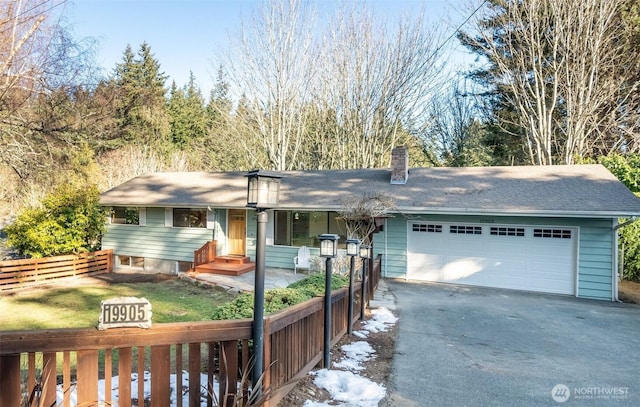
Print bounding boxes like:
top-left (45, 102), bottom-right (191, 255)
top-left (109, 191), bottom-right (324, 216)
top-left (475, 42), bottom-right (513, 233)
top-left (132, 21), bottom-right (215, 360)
top-left (303, 306), bottom-right (397, 407)
top-left (57, 371), bottom-right (217, 406)
top-left (56, 306), bottom-right (397, 407)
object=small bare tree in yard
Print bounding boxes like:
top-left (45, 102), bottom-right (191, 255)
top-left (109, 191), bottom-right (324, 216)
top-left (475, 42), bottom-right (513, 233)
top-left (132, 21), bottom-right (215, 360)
top-left (338, 192), bottom-right (396, 245)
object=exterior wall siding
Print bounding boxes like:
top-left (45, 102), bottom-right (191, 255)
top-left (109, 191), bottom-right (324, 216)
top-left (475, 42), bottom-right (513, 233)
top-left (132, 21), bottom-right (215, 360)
top-left (103, 206), bottom-right (617, 300)
top-left (374, 214), bottom-right (615, 300)
top-left (102, 207), bottom-right (213, 267)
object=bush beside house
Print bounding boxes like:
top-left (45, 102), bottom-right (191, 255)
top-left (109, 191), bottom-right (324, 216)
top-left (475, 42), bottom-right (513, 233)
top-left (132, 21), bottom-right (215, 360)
top-left (211, 273), bottom-right (350, 320)
top-left (4, 184), bottom-right (106, 258)
top-left (600, 154), bottom-right (640, 281)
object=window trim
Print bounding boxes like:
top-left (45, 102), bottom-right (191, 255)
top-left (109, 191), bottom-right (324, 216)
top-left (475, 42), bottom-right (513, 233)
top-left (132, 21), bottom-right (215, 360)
top-left (110, 207), bottom-right (145, 226)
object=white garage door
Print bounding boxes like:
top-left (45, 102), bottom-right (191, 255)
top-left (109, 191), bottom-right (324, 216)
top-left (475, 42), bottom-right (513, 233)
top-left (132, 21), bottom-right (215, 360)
top-left (407, 222), bottom-right (576, 295)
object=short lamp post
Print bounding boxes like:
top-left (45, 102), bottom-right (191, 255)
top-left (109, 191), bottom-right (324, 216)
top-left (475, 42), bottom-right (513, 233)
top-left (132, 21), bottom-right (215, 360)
top-left (345, 238), bottom-right (361, 334)
top-left (359, 244), bottom-right (371, 319)
top-left (319, 233), bottom-right (340, 368)
top-left (246, 170), bottom-right (281, 394)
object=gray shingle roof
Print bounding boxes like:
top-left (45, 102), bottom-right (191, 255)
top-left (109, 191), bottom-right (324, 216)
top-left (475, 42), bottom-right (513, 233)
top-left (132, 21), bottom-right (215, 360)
top-left (99, 164), bottom-right (640, 218)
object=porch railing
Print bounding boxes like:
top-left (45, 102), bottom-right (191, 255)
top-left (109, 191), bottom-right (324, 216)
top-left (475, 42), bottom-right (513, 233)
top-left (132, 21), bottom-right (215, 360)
top-left (194, 241), bottom-right (217, 267)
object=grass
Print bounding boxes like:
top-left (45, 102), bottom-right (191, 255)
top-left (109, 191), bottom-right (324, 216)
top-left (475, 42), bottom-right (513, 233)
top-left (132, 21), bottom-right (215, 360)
top-left (0, 276), bottom-right (238, 331)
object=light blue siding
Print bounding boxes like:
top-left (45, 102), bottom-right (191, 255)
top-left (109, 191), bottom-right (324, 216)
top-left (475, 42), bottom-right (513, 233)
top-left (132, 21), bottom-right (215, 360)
top-left (103, 207), bottom-right (214, 263)
top-left (103, 207), bottom-right (617, 300)
top-left (373, 215), bottom-right (615, 300)
top-left (578, 224), bottom-right (614, 300)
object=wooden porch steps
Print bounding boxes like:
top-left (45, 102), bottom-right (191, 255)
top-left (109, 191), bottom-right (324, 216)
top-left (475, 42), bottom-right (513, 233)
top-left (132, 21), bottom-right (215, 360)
top-left (194, 255), bottom-right (254, 276)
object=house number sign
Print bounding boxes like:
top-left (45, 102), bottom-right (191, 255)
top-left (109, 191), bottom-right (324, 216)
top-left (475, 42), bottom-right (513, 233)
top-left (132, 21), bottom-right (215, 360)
top-left (98, 297), bottom-right (152, 330)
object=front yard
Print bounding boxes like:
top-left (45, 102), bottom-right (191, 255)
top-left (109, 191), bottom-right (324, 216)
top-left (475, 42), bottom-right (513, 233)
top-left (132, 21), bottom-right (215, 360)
top-left (0, 272), bottom-right (237, 330)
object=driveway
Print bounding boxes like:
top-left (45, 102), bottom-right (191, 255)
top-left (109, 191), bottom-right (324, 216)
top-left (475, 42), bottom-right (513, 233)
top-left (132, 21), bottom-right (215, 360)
top-left (382, 281), bottom-right (640, 406)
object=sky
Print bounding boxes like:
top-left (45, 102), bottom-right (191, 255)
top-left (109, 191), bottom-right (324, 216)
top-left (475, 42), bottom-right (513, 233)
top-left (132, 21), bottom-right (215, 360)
top-left (66, 0), bottom-right (473, 95)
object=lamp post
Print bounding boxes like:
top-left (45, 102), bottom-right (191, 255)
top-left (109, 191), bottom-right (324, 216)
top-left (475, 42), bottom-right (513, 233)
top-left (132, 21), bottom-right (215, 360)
top-left (359, 244), bottom-right (371, 320)
top-left (346, 238), bottom-right (360, 334)
top-left (246, 170), bottom-right (281, 394)
top-left (319, 233), bottom-right (339, 368)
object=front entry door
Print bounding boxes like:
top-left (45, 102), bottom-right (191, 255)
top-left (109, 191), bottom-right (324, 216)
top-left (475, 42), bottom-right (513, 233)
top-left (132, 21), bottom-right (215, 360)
top-left (228, 209), bottom-right (247, 256)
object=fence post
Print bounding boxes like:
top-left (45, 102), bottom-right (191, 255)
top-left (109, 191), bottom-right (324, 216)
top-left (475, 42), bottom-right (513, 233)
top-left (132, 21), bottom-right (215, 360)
top-left (0, 354), bottom-right (21, 406)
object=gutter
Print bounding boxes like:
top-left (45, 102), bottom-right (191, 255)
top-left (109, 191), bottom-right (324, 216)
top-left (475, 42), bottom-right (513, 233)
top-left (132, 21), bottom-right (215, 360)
top-left (612, 216), bottom-right (638, 302)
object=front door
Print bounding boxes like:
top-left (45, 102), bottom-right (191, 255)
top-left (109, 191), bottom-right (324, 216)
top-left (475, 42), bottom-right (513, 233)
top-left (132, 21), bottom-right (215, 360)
top-left (228, 209), bottom-right (247, 256)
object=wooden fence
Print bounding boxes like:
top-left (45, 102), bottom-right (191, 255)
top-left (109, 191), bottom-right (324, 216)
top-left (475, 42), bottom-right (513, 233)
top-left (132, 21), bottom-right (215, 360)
top-left (0, 255), bottom-right (382, 407)
top-left (0, 249), bottom-right (113, 292)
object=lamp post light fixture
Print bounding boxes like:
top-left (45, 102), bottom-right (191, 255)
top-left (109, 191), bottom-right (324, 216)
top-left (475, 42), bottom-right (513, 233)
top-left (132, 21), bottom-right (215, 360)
top-left (318, 233), bottom-right (340, 368)
top-left (245, 170), bottom-right (281, 394)
top-left (359, 244), bottom-right (371, 320)
top-left (345, 238), bottom-right (361, 334)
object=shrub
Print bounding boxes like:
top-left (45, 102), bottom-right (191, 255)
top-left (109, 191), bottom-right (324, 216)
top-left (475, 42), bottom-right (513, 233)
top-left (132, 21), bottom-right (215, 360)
top-left (620, 221), bottom-right (640, 282)
top-left (211, 293), bottom-right (255, 320)
top-left (287, 272), bottom-right (350, 297)
top-left (600, 154), bottom-right (640, 281)
top-left (264, 288), bottom-right (311, 313)
top-left (4, 184), bottom-right (106, 258)
top-left (211, 273), bottom-right (350, 320)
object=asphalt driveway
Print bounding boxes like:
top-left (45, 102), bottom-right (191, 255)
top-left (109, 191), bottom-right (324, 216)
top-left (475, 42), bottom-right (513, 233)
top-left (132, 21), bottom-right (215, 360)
top-left (382, 281), bottom-right (640, 406)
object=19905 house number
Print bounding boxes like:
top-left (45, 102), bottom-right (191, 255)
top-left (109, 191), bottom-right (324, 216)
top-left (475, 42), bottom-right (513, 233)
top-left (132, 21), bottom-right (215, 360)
top-left (98, 297), bottom-right (152, 330)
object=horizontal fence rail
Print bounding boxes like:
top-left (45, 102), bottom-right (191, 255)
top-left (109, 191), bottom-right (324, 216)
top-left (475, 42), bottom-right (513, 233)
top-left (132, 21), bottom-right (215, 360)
top-left (0, 320), bottom-right (253, 407)
top-left (0, 249), bottom-right (113, 292)
top-left (0, 254), bottom-right (382, 407)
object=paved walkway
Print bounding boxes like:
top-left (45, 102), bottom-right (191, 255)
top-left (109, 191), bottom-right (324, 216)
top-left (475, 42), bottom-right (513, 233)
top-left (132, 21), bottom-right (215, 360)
top-left (183, 267), bottom-right (308, 293)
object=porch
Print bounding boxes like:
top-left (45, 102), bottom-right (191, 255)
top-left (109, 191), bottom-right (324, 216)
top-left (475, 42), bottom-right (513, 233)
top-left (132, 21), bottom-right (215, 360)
top-left (193, 241), bottom-right (255, 276)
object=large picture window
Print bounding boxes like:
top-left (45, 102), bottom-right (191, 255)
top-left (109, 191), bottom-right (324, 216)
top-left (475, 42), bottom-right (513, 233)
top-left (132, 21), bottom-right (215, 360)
top-left (274, 211), bottom-right (344, 247)
top-left (173, 208), bottom-right (207, 228)
top-left (111, 207), bottom-right (140, 225)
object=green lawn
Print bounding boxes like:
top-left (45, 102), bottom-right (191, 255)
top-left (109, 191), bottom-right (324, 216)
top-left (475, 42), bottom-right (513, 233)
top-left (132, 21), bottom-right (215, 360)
top-left (0, 276), bottom-right (237, 331)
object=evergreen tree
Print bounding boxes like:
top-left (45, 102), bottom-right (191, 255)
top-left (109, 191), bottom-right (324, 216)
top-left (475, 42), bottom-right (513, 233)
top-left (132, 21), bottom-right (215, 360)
top-left (167, 73), bottom-right (207, 149)
top-left (113, 42), bottom-right (169, 146)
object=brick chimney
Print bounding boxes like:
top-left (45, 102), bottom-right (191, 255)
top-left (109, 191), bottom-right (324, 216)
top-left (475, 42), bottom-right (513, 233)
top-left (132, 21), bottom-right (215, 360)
top-left (390, 146), bottom-right (408, 184)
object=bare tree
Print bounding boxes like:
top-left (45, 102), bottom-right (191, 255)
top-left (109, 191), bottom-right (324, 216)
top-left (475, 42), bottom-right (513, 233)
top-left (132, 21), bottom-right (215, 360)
top-left (315, 4), bottom-right (445, 169)
top-left (464, 0), bottom-right (638, 164)
top-left (0, 0), bottom-right (97, 179)
top-left (422, 80), bottom-right (490, 166)
top-left (223, 0), bottom-right (446, 171)
top-left (224, 0), bottom-right (318, 171)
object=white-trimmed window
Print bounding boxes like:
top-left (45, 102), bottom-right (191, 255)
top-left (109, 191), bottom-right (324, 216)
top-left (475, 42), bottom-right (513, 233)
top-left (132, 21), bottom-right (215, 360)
top-left (165, 208), bottom-right (215, 228)
top-left (274, 210), bottom-right (344, 247)
top-left (118, 255), bottom-right (144, 268)
top-left (111, 207), bottom-right (145, 225)
top-left (173, 208), bottom-right (207, 228)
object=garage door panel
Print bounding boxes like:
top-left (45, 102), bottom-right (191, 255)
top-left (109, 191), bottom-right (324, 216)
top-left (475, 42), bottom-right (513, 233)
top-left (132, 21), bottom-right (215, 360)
top-left (527, 277), bottom-right (574, 294)
top-left (407, 222), bottom-right (576, 295)
top-left (409, 254), bottom-right (445, 280)
top-left (440, 256), bottom-right (484, 282)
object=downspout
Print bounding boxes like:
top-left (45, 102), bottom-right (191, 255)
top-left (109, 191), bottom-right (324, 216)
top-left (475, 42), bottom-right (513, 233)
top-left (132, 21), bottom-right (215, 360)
top-left (612, 216), bottom-right (637, 302)
top-left (384, 218), bottom-right (388, 278)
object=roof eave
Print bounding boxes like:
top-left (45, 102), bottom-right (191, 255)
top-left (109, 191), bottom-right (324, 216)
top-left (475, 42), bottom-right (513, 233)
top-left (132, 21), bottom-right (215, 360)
top-left (396, 207), bottom-right (640, 219)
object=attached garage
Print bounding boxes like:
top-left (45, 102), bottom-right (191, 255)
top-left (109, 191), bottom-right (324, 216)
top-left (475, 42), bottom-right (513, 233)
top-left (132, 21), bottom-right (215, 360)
top-left (407, 222), bottom-right (577, 295)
